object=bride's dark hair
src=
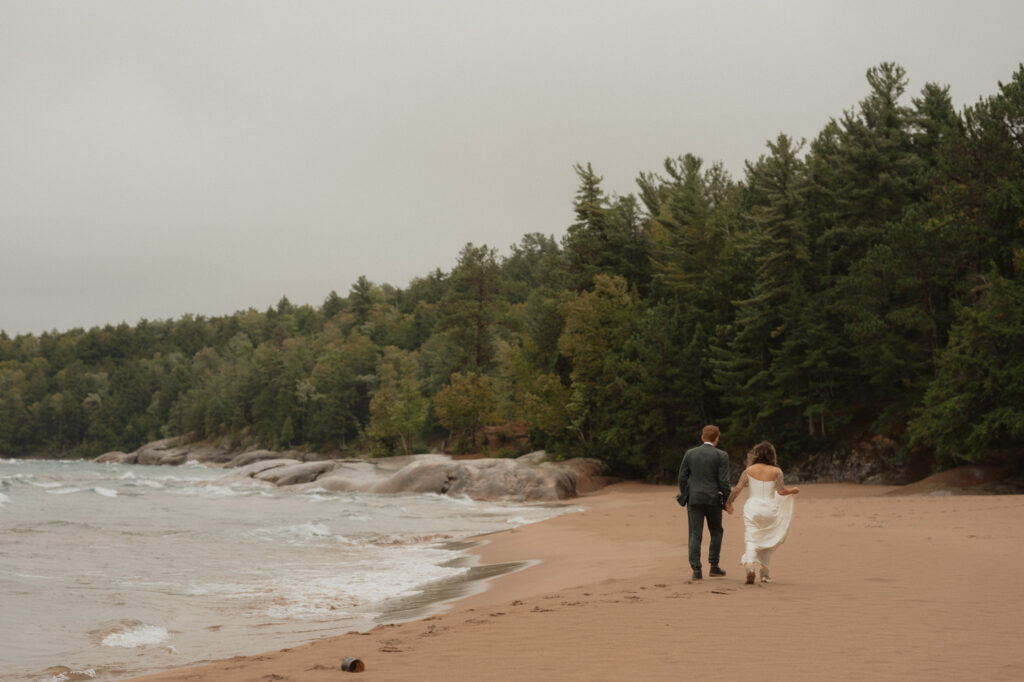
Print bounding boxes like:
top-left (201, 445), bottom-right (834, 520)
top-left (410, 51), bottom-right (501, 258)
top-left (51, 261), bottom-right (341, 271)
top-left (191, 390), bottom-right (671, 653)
top-left (748, 441), bottom-right (778, 466)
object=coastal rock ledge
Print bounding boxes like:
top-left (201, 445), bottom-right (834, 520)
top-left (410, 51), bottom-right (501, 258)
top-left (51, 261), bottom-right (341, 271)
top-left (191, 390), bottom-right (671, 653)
top-left (95, 441), bottom-right (610, 502)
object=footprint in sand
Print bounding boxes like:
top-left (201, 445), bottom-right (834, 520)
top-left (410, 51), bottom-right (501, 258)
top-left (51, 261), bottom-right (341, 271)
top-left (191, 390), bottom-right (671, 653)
top-left (419, 625), bottom-right (451, 637)
top-left (379, 638), bottom-right (404, 653)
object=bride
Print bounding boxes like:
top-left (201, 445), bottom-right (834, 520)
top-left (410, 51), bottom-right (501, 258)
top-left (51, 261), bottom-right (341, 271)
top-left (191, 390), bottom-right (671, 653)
top-left (725, 441), bottom-right (800, 584)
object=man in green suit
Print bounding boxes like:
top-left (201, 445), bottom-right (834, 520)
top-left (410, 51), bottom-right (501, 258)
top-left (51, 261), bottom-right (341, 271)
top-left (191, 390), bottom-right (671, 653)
top-left (678, 424), bottom-right (733, 580)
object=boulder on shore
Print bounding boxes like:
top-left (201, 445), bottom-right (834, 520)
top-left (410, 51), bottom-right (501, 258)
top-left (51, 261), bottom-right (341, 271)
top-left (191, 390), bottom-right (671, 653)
top-left (254, 460), bottom-right (340, 486)
top-left (94, 451), bottom-right (134, 464)
top-left (95, 439), bottom-right (612, 502)
top-left (225, 450), bottom-right (288, 468)
top-left (293, 451), bottom-right (609, 502)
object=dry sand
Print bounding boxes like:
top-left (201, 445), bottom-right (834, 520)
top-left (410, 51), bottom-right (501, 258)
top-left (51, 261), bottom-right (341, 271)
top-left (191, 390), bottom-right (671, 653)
top-left (130, 481), bottom-right (1024, 682)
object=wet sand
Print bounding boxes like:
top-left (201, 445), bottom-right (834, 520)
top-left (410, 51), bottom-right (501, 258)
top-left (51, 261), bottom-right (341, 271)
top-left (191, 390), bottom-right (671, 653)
top-left (129, 481), bottom-right (1024, 681)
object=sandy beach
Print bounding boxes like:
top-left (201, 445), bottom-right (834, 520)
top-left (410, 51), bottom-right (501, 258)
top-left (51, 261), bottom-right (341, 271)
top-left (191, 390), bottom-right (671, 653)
top-left (128, 481), bottom-right (1024, 682)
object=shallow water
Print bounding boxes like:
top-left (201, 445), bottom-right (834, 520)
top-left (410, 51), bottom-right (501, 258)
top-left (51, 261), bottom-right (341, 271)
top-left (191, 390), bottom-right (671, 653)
top-left (0, 459), bottom-right (578, 681)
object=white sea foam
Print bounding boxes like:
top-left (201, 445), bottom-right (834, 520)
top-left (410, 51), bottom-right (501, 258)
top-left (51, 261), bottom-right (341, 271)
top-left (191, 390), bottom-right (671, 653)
top-left (251, 522), bottom-right (332, 542)
top-left (93, 487), bottom-right (118, 497)
top-left (424, 492), bottom-right (478, 506)
top-left (186, 543), bottom-right (468, 619)
top-left (41, 668), bottom-right (96, 681)
top-left (0, 491), bottom-right (10, 506)
top-left (3, 458), bottom-right (577, 678)
top-left (262, 550), bottom-right (469, 618)
top-left (170, 484), bottom-right (255, 498)
top-left (122, 477), bottom-right (165, 489)
top-left (302, 491), bottom-right (335, 502)
top-left (30, 480), bottom-right (63, 488)
top-left (101, 624), bottom-right (169, 648)
top-left (47, 487), bottom-right (84, 495)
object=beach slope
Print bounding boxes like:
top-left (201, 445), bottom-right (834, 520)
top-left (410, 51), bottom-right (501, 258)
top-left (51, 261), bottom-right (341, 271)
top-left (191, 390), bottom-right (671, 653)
top-left (130, 482), bottom-right (1024, 682)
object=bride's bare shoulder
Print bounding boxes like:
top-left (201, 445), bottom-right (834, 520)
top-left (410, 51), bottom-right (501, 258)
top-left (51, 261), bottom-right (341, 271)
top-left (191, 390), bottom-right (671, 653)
top-left (747, 463), bottom-right (779, 481)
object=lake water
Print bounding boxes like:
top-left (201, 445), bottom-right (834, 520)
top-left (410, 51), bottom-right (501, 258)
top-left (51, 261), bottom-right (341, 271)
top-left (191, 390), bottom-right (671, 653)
top-left (0, 458), bottom-right (579, 681)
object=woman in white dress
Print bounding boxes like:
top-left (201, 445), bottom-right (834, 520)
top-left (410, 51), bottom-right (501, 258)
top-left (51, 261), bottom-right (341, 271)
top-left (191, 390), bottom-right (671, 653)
top-left (726, 441), bottom-right (800, 584)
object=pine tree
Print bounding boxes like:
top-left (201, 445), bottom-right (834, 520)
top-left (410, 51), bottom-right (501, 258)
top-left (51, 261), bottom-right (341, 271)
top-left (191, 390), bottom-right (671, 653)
top-left (711, 134), bottom-right (811, 443)
top-left (368, 348), bottom-right (428, 456)
top-left (562, 164), bottom-right (652, 293)
top-left (436, 243), bottom-right (506, 374)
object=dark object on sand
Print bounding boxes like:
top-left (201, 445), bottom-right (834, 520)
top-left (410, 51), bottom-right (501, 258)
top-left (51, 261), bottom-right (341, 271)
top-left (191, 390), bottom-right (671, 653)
top-left (341, 656), bottom-right (365, 672)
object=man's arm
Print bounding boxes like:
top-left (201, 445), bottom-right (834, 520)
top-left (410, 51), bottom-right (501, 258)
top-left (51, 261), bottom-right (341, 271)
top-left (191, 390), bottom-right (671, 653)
top-left (717, 451), bottom-right (731, 498)
top-left (718, 451), bottom-right (733, 513)
top-left (677, 452), bottom-right (690, 497)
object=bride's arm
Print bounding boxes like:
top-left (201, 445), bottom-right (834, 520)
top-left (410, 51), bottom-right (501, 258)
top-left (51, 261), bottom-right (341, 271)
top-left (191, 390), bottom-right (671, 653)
top-left (726, 469), bottom-right (749, 507)
top-left (775, 470), bottom-right (800, 495)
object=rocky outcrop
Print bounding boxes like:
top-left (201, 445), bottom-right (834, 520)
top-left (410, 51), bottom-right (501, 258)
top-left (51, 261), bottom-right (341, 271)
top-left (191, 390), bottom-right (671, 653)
top-left (888, 465), bottom-right (1020, 496)
top-left (787, 436), bottom-right (905, 484)
top-left (224, 450), bottom-right (288, 468)
top-left (95, 439), bottom-right (611, 502)
top-left (251, 451), bottom-right (609, 502)
top-left (364, 456), bottom-right (577, 501)
top-left (95, 438), bottom-right (237, 466)
top-left (94, 451), bottom-right (133, 464)
top-left (95, 440), bottom-right (313, 468)
top-left (254, 460), bottom-right (340, 486)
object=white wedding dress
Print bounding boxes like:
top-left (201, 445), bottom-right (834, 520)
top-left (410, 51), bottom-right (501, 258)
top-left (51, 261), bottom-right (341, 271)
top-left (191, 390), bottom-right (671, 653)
top-left (741, 477), bottom-right (795, 581)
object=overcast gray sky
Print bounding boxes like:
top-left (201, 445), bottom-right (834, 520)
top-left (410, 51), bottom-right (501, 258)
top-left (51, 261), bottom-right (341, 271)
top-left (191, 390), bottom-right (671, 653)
top-left (2, 1), bottom-right (1021, 336)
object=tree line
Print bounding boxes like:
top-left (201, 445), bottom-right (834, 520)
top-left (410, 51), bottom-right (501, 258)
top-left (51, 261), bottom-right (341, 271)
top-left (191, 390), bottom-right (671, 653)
top-left (2, 63), bottom-right (1022, 478)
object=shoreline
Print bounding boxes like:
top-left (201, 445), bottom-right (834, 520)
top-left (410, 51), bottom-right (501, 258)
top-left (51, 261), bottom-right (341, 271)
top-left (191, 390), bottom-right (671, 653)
top-left (128, 481), bottom-right (1024, 681)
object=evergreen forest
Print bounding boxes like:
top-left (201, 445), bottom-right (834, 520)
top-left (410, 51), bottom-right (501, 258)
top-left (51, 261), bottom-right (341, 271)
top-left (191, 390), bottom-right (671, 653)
top-left (2, 63), bottom-right (1023, 479)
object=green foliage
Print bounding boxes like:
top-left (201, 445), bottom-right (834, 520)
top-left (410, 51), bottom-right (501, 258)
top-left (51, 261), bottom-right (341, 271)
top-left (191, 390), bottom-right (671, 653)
top-left (558, 276), bottom-right (659, 474)
top-left (2, 61), bottom-right (1021, 480)
top-left (367, 348), bottom-right (429, 456)
top-left (908, 276), bottom-right (1024, 466)
top-left (436, 244), bottom-right (507, 374)
top-left (279, 415), bottom-right (295, 447)
top-left (433, 372), bottom-right (498, 453)
top-left (563, 164), bottom-right (652, 294)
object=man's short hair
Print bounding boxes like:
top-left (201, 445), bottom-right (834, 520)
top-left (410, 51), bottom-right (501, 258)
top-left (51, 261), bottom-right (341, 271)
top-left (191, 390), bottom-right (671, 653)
top-left (701, 425), bottom-right (720, 443)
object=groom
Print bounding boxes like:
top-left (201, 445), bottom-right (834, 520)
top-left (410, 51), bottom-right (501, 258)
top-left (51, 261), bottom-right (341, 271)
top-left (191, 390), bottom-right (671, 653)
top-left (677, 425), bottom-right (732, 580)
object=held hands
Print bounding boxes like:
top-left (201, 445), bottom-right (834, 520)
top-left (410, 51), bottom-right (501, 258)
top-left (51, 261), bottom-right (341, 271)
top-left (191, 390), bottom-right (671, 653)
top-left (725, 502), bottom-right (734, 514)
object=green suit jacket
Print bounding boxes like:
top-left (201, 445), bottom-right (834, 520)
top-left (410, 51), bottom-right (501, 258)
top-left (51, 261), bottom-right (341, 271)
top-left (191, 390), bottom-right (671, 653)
top-left (677, 443), bottom-right (731, 508)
